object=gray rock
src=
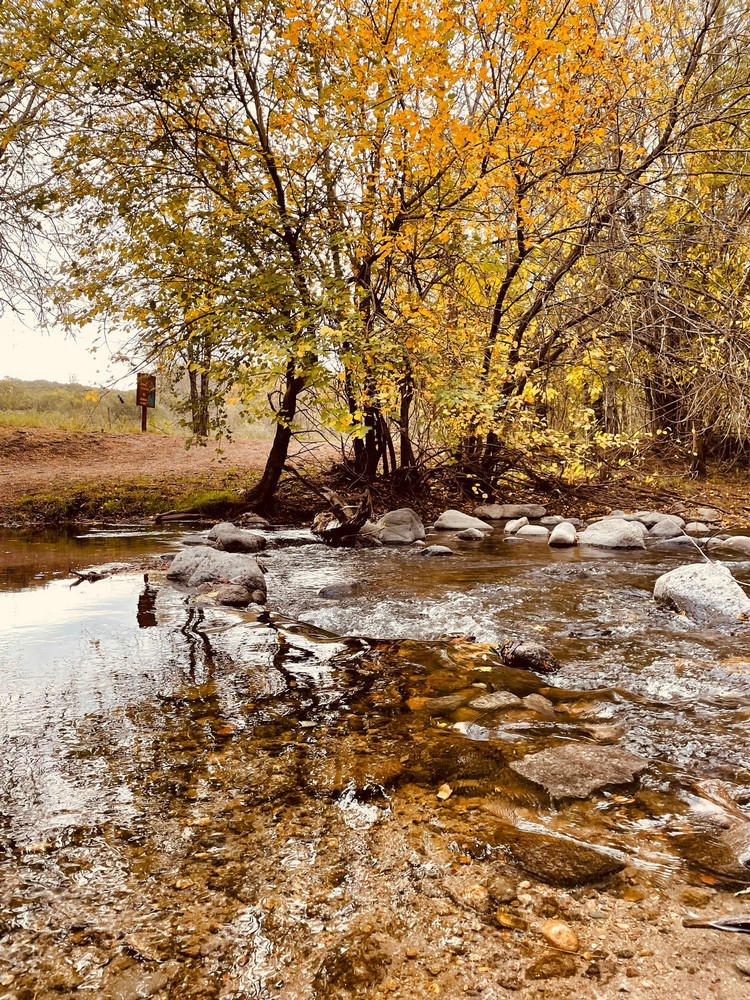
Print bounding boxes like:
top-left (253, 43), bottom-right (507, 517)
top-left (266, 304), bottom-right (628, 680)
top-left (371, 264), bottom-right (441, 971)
top-left (474, 503), bottom-right (546, 520)
top-left (318, 582), bottom-right (363, 599)
top-left (709, 535), bottom-right (750, 558)
top-left (635, 511), bottom-right (685, 528)
top-left (493, 826), bottom-right (626, 886)
top-left (563, 517), bottom-right (583, 527)
top-left (504, 516), bottom-right (529, 534)
top-left (180, 533), bottom-right (217, 547)
top-left (578, 518), bottom-right (646, 549)
top-left (684, 521), bottom-right (710, 536)
top-left (509, 744), bottom-right (648, 799)
top-left (651, 536), bottom-right (701, 550)
top-left (457, 527), bottom-right (486, 541)
top-left (235, 512), bottom-right (271, 528)
top-left (208, 522), bottom-right (266, 553)
top-left (486, 874), bottom-right (518, 903)
top-left (653, 562), bottom-right (750, 625)
top-left (549, 522), bottom-right (578, 547)
top-left (516, 524), bottom-right (550, 540)
top-left (469, 691), bottom-right (523, 711)
top-left (374, 507), bottom-right (425, 545)
top-left (422, 544), bottom-right (454, 557)
top-left (648, 519), bottom-right (684, 540)
top-left (167, 547), bottom-right (266, 594)
top-left (435, 509), bottom-right (493, 532)
top-left (692, 507), bottom-right (722, 523)
top-left (540, 515), bottom-right (565, 526)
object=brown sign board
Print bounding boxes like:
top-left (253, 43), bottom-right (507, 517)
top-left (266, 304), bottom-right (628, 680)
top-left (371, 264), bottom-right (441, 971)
top-left (136, 373), bottom-right (156, 408)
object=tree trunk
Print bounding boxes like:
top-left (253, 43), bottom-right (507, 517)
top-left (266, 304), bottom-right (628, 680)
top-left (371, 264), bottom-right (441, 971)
top-left (246, 361), bottom-right (305, 511)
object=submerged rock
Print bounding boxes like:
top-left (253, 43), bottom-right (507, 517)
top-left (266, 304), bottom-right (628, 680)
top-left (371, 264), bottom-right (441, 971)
top-left (434, 509), bottom-right (493, 532)
top-left (493, 825), bottom-right (626, 886)
top-left (469, 691), bottom-right (522, 711)
top-left (167, 547), bottom-right (266, 594)
top-left (579, 518), bottom-right (646, 549)
top-left (674, 819), bottom-right (750, 882)
top-left (653, 562), bottom-right (750, 625)
top-left (422, 544), bottom-right (454, 557)
top-left (509, 744), bottom-right (648, 800)
top-left (318, 582), bottom-right (363, 599)
top-left (373, 508), bottom-right (425, 545)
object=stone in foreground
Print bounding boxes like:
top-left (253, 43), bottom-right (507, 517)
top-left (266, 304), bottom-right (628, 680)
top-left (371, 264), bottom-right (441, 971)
top-left (373, 507), bottom-right (425, 544)
top-left (653, 561), bottom-right (750, 625)
top-left (493, 825), bottom-right (626, 886)
top-left (578, 518), bottom-right (646, 549)
top-left (509, 744), bottom-right (648, 799)
top-left (434, 509), bottom-right (493, 532)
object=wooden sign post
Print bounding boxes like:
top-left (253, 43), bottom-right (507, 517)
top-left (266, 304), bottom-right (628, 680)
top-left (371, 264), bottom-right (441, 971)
top-left (136, 373), bottom-right (156, 432)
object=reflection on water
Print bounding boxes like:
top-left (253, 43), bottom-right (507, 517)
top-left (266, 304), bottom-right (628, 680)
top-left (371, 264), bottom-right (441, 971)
top-left (1, 526), bottom-right (750, 997)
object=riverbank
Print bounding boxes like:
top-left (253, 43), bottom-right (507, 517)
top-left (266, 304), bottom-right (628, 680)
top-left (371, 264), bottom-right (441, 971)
top-left (4, 425), bottom-right (750, 530)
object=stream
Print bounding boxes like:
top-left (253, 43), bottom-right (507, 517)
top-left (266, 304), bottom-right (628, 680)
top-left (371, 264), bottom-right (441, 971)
top-left (1, 522), bottom-right (750, 998)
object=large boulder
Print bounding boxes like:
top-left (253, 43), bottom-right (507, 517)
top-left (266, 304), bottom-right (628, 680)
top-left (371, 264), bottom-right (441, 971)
top-left (373, 508), bottom-right (425, 545)
top-left (653, 561), bottom-right (750, 625)
top-left (578, 518), bottom-right (646, 549)
top-left (473, 503), bottom-right (546, 520)
top-left (509, 744), bottom-right (648, 800)
top-left (434, 510), bottom-right (493, 532)
top-left (548, 522), bottom-right (578, 547)
top-left (207, 521), bottom-right (266, 553)
top-left (649, 519), bottom-right (684, 540)
top-left (685, 522), bottom-right (710, 536)
top-left (167, 547), bottom-right (266, 594)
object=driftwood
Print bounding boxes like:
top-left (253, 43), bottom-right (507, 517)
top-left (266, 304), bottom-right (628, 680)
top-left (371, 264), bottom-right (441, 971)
top-left (69, 569), bottom-right (110, 587)
top-left (282, 464), bottom-right (373, 546)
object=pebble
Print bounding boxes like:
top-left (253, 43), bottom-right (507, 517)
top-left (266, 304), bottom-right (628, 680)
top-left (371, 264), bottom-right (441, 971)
top-left (539, 919), bottom-right (579, 953)
top-left (681, 887), bottom-right (714, 908)
top-left (486, 875), bottom-right (518, 903)
top-left (525, 951), bottom-right (578, 979)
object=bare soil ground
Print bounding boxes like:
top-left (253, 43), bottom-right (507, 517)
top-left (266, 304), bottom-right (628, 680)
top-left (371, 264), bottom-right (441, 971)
top-left (0, 426), bottom-right (276, 500)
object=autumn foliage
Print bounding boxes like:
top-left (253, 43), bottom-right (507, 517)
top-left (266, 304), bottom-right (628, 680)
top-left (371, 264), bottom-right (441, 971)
top-left (3, 0), bottom-right (750, 502)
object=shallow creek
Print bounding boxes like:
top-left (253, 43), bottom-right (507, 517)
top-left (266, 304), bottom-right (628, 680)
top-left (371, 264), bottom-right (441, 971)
top-left (1, 524), bottom-right (750, 999)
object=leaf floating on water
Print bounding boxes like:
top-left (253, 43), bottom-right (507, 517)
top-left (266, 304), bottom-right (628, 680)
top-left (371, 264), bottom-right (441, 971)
top-left (436, 783), bottom-right (452, 800)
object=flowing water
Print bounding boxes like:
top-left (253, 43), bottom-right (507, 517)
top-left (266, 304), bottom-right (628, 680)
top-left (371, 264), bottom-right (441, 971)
top-left (1, 523), bottom-right (750, 998)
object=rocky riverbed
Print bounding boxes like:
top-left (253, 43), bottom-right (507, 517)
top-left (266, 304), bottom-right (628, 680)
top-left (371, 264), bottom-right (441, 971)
top-left (2, 511), bottom-right (750, 999)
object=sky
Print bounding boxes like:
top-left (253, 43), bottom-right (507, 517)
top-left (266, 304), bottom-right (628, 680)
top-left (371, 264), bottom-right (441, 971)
top-left (0, 310), bottom-right (132, 387)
